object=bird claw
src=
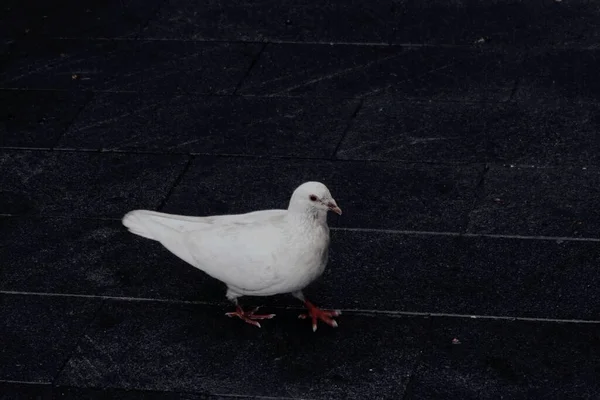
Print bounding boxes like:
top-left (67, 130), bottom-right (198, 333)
top-left (298, 302), bottom-right (341, 332)
top-left (225, 306), bottom-right (276, 328)
top-left (246, 307), bottom-right (276, 320)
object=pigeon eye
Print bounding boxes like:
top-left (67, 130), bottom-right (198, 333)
top-left (309, 195), bottom-right (318, 202)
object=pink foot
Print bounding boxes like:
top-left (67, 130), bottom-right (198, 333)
top-left (298, 300), bottom-right (341, 332)
top-left (225, 306), bottom-right (276, 328)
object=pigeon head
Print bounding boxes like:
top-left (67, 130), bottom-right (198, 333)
top-left (288, 181), bottom-right (342, 216)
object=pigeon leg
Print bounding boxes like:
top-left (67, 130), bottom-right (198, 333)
top-left (225, 305), bottom-right (276, 328)
top-left (297, 299), bottom-right (341, 332)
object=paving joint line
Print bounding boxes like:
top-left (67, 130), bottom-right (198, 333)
top-left (1, 214), bottom-right (599, 242)
top-left (1, 290), bottom-right (599, 324)
top-left (0, 379), bottom-right (52, 385)
top-left (0, 145), bottom-right (482, 166)
top-left (28, 36), bottom-right (600, 51)
top-left (4, 86), bottom-right (598, 108)
top-left (210, 393), bottom-right (308, 400)
top-left (332, 227), bottom-right (600, 242)
top-left (0, 87), bottom-right (366, 101)
top-left (0, 379), bottom-right (299, 400)
top-left (51, 384), bottom-right (305, 400)
top-left (4, 146), bottom-right (600, 169)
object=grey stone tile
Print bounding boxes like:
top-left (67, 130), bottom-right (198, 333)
top-left (32, 0), bottom-right (164, 39)
top-left (515, 49), bottom-right (600, 102)
top-left (0, 39), bottom-right (15, 72)
top-left (323, 231), bottom-right (600, 320)
top-left (142, 0), bottom-right (397, 43)
top-left (338, 99), bottom-right (600, 166)
top-left (484, 100), bottom-right (600, 166)
top-left (0, 39), bottom-right (261, 94)
top-left (0, 382), bottom-right (52, 400)
top-left (141, 0), bottom-right (600, 47)
top-left (58, 92), bottom-right (359, 158)
top-left (336, 99), bottom-right (487, 163)
top-left (0, 90), bottom-right (91, 149)
top-left (0, 293), bottom-right (101, 382)
top-left (56, 300), bottom-right (429, 399)
top-left (0, 151), bottom-right (188, 217)
top-left (392, 0), bottom-right (600, 47)
top-left (0, 216), bottom-right (218, 301)
top-left (0, 217), bottom-right (190, 298)
top-left (467, 165), bottom-right (600, 237)
top-left (239, 44), bottom-right (521, 101)
top-left (0, 1), bottom-right (42, 40)
top-left (391, 0), bottom-right (527, 45)
top-left (518, 0), bottom-right (600, 48)
top-left (451, 235), bottom-right (600, 320)
top-left (407, 318), bottom-right (600, 399)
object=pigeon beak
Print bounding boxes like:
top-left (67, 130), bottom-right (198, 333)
top-left (327, 201), bottom-right (342, 215)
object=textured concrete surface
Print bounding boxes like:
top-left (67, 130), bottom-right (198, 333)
top-left (2, 0), bottom-right (600, 399)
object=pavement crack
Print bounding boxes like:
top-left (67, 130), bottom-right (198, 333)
top-left (271, 51), bottom-right (405, 96)
top-left (331, 98), bottom-right (363, 159)
top-left (156, 155), bottom-right (194, 211)
top-left (50, 299), bottom-right (107, 386)
top-left (233, 42), bottom-right (268, 95)
top-left (135, 0), bottom-right (170, 34)
top-left (461, 163), bottom-right (490, 234)
top-left (509, 76), bottom-right (520, 101)
top-left (400, 350), bottom-right (424, 400)
top-left (50, 93), bottom-right (95, 150)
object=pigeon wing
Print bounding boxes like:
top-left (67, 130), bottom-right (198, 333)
top-left (123, 209), bottom-right (287, 234)
top-left (182, 213), bottom-right (290, 293)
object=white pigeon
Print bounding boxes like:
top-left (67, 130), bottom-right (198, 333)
top-left (122, 181), bottom-right (342, 331)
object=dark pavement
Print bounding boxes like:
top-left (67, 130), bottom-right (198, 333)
top-left (2, 1), bottom-right (600, 399)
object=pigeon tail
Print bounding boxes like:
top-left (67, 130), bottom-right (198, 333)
top-left (122, 210), bottom-right (197, 266)
top-left (122, 210), bottom-right (179, 241)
